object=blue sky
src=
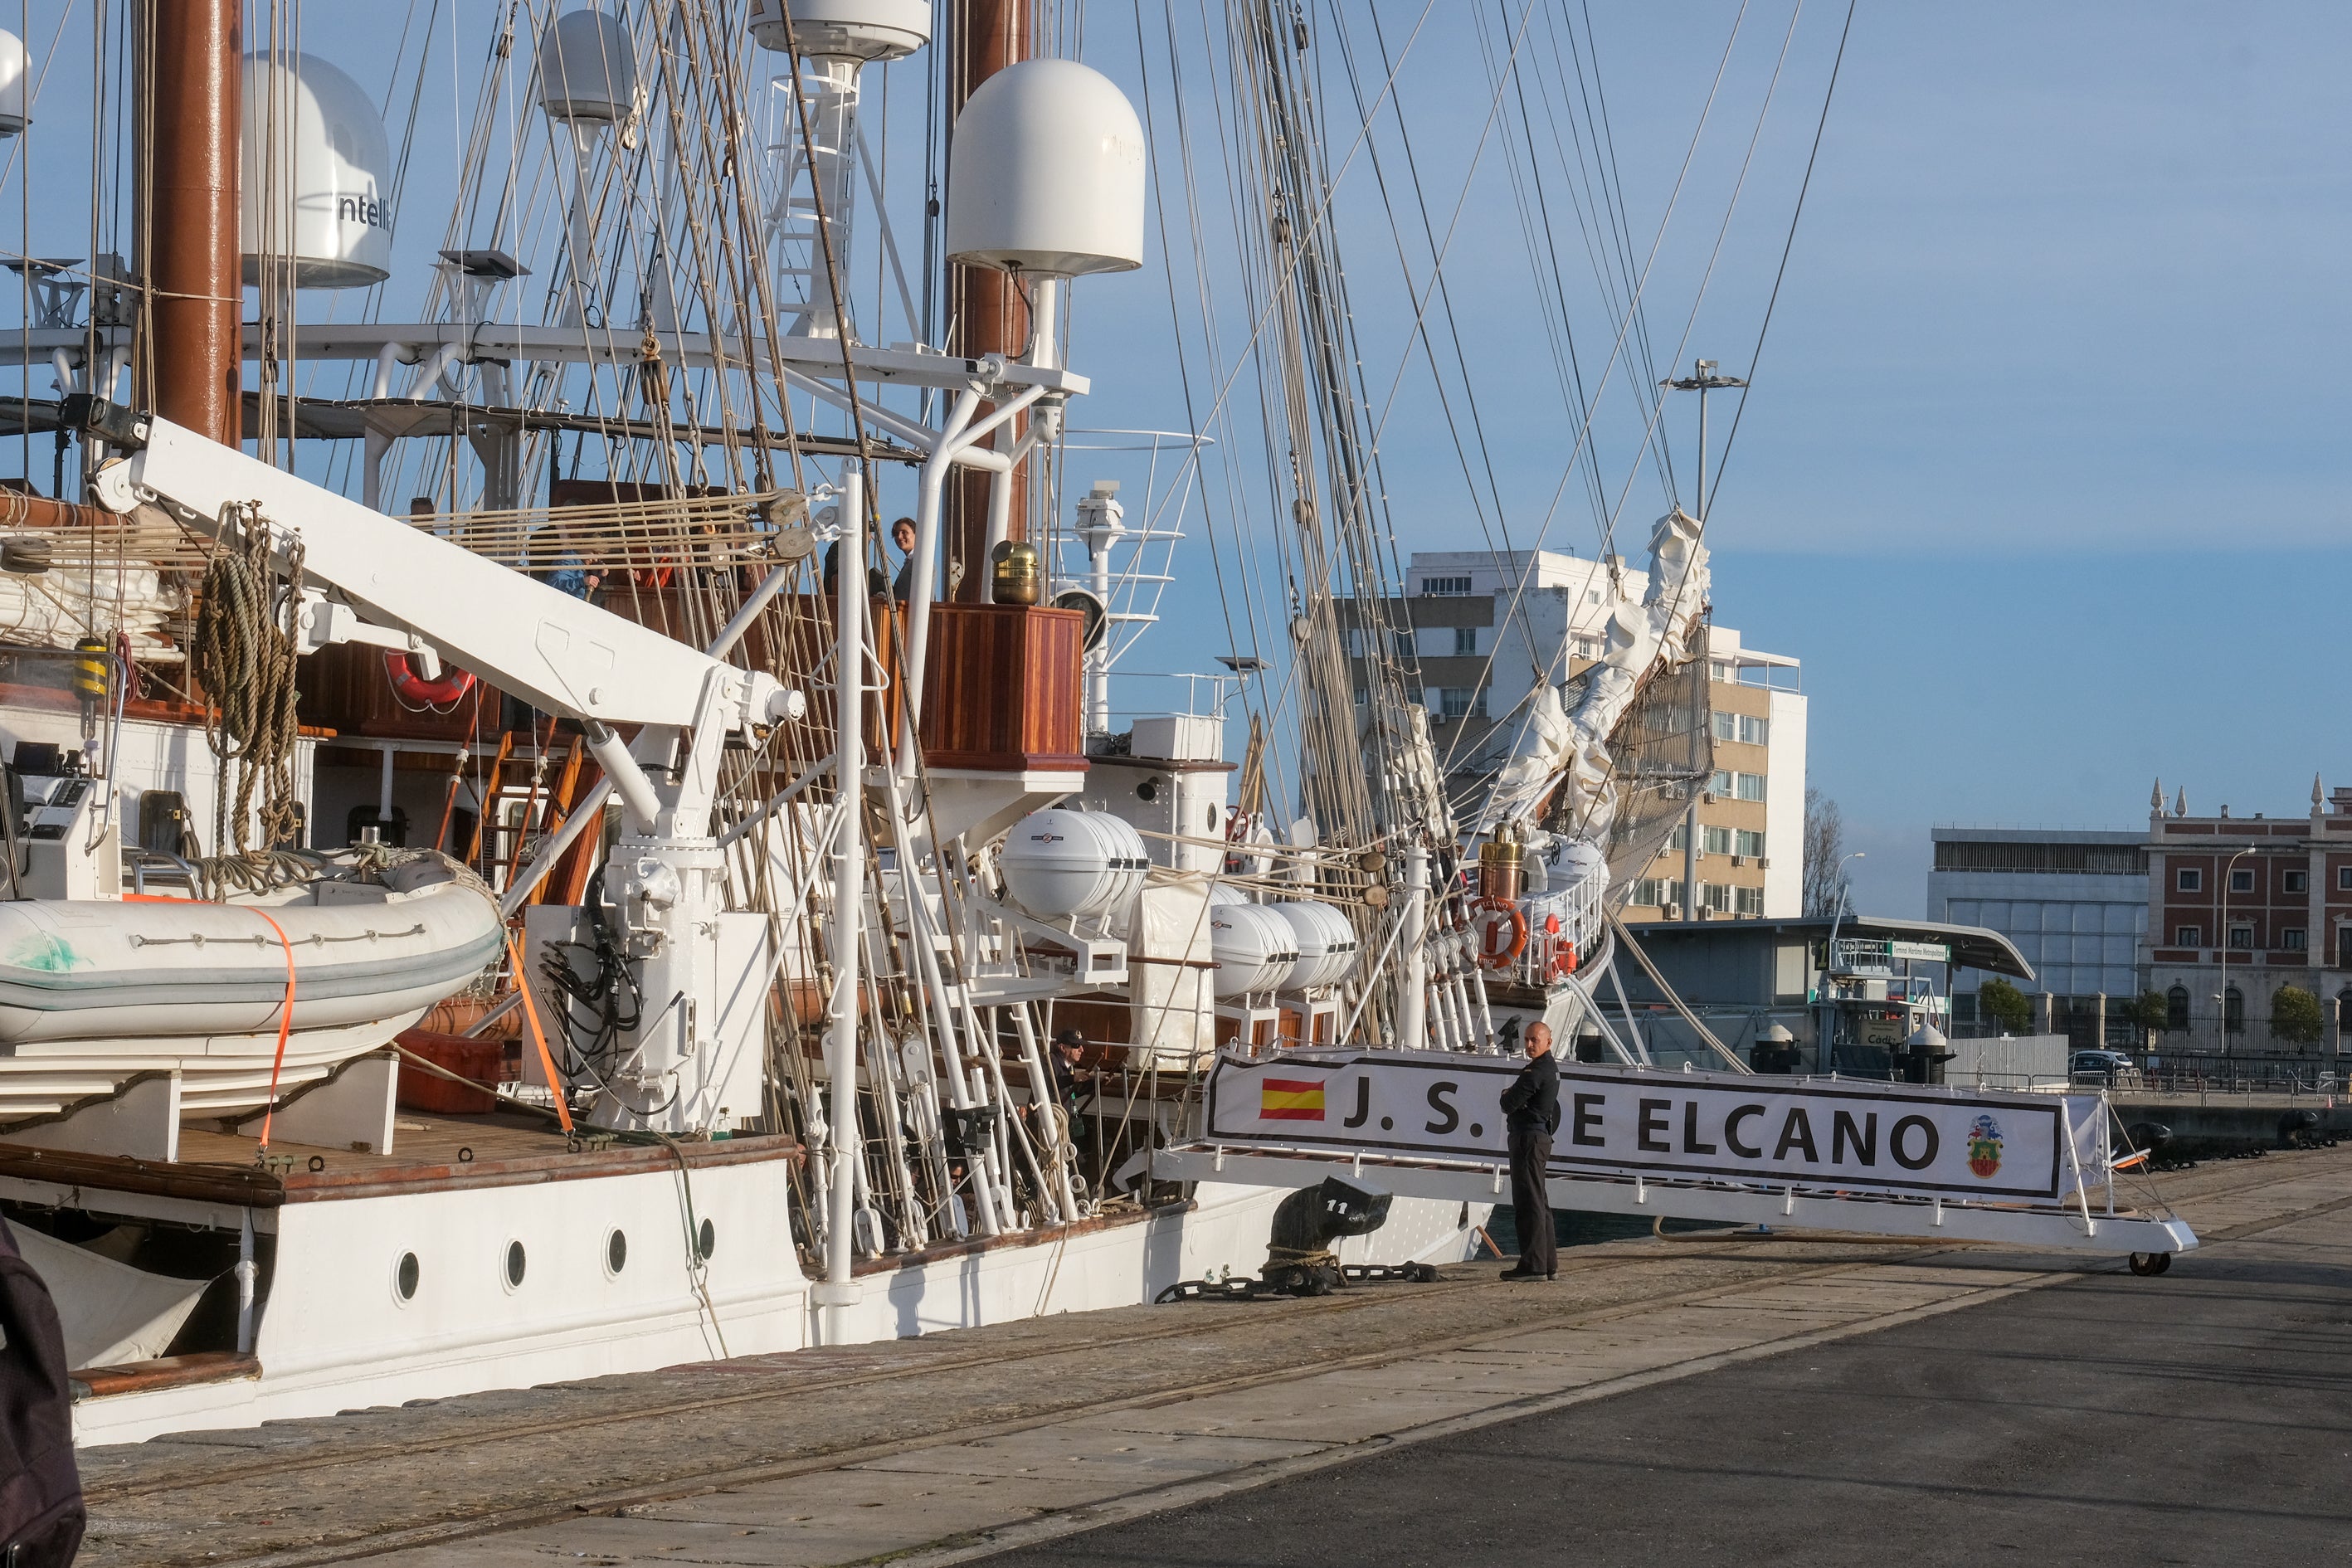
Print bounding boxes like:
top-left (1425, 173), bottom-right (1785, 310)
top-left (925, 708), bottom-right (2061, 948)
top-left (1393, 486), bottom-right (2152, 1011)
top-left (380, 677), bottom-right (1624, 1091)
top-left (0, 2), bottom-right (2344, 915)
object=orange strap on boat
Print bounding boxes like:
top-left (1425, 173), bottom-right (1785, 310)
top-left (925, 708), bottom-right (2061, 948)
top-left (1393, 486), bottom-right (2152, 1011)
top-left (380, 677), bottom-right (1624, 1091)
top-left (507, 930), bottom-right (573, 1133)
top-left (127, 894), bottom-right (299, 1152)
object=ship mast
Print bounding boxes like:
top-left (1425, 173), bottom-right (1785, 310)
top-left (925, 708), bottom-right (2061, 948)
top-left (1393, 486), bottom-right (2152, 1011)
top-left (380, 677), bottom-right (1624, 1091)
top-left (944, 0), bottom-right (1029, 601)
top-left (143, 0), bottom-right (241, 446)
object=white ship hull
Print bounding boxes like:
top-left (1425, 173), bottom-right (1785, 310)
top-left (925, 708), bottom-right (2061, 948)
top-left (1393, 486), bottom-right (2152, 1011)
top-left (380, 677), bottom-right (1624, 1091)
top-left (66, 1153), bottom-right (1487, 1447)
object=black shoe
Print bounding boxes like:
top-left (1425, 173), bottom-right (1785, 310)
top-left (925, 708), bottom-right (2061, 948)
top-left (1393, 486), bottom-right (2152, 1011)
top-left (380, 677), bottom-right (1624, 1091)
top-left (1499, 1267), bottom-right (1538, 1280)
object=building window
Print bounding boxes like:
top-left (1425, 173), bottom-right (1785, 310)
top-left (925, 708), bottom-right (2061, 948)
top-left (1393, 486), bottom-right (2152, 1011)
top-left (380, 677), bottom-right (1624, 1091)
top-left (2224, 986), bottom-right (2245, 1032)
top-left (1712, 712), bottom-right (1736, 743)
top-left (1435, 688), bottom-right (1484, 720)
top-left (2176, 867), bottom-right (2202, 893)
top-left (2228, 925), bottom-right (2254, 951)
top-left (1572, 635), bottom-right (1600, 658)
top-left (2165, 986), bottom-right (2189, 1030)
top-left (1631, 878), bottom-right (1674, 908)
top-left (2285, 869), bottom-right (2308, 894)
top-left (1353, 689), bottom-right (1367, 706)
top-left (2340, 866), bottom-right (2352, 892)
top-left (1394, 629), bottom-right (1417, 660)
top-left (1709, 769), bottom-right (1733, 796)
top-left (2229, 868), bottom-right (2255, 894)
top-left (1452, 626), bottom-right (1479, 656)
top-left (1666, 823), bottom-right (1688, 853)
top-left (1421, 577), bottom-right (1472, 596)
top-left (1735, 772), bottom-right (1767, 802)
top-left (1736, 829), bottom-right (1767, 858)
top-left (2174, 925), bottom-right (2201, 947)
top-left (1703, 825), bottom-right (1732, 855)
top-left (2283, 928), bottom-right (2306, 951)
top-left (1700, 883), bottom-right (1733, 913)
top-left (1735, 886), bottom-right (1764, 917)
top-left (1739, 714), bottom-right (1768, 745)
top-left (2340, 989), bottom-right (2352, 1032)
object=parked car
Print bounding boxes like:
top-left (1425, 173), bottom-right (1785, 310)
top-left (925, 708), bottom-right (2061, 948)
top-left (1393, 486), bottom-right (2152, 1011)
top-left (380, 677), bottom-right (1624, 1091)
top-left (2070, 1049), bottom-right (2138, 1087)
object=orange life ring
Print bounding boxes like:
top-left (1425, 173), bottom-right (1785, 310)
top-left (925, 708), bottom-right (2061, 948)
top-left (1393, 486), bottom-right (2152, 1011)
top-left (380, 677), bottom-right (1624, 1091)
top-left (385, 650), bottom-right (476, 707)
top-left (1468, 898), bottom-right (1528, 971)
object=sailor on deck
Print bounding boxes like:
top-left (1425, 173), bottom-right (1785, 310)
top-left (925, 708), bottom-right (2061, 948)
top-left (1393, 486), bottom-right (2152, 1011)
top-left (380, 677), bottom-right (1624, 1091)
top-left (1498, 1021), bottom-right (1560, 1281)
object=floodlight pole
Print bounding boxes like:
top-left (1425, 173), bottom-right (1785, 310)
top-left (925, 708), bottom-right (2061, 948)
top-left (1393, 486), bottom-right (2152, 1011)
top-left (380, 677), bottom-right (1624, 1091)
top-left (1663, 360), bottom-right (1747, 922)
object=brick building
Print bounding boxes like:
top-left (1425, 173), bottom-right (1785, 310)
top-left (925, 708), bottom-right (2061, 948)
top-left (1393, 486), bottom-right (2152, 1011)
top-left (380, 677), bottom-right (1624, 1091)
top-left (2144, 779), bottom-right (2352, 1055)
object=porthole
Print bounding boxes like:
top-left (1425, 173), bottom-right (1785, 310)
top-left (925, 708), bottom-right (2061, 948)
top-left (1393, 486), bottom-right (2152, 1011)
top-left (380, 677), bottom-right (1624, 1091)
top-left (393, 1251), bottom-right (421, 1303)
top-left (1136, 778), bottom-right (1160, 803)
top-left (697, 1217), bottom-right (717, 1260)
top-left (606, 1229), bottom-right (628, 1277)
top-left (504, 1239), bottom-right (527, 1290)
top-left (1205, 804), bottom-right (1219, 831)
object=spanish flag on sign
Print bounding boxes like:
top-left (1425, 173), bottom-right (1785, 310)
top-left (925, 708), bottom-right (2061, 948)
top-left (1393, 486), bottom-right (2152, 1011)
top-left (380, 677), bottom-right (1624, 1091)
top-left (1259, 1078), bottom-right (1326, 1122)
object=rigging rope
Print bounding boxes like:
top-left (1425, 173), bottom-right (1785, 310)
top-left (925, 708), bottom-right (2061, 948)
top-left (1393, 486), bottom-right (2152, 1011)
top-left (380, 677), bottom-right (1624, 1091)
top-left (190, 506), bottom-right (310, 898)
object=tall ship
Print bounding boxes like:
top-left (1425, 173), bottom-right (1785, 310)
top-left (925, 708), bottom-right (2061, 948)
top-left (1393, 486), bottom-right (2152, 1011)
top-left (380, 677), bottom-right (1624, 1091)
top-left (0, 1), bottom-right (2175, 1447)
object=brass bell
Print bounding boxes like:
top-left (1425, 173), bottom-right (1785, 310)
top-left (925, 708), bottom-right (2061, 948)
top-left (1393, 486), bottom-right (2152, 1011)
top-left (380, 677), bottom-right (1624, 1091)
top-left (990, 539), bottom-right (1041, 606)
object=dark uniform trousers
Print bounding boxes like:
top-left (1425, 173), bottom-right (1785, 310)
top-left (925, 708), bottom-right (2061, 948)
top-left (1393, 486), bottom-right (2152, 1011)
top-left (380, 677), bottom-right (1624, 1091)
top-left (1508, 1127), bottom-right (1556, 1276)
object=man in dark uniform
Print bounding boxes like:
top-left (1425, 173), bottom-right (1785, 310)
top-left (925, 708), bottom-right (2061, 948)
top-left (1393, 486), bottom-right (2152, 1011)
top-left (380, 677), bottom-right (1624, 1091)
top-left (1498, 1020), bottom-right (1560, 1280)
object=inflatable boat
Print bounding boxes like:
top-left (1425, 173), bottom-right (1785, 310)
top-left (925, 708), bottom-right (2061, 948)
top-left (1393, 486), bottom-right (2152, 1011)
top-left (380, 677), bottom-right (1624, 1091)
top-left (0, 848), bottom-right (502, 1120)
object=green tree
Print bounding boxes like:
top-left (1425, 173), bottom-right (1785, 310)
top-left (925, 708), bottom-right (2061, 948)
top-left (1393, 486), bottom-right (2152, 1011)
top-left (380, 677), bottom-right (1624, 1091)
top-left (2121, 991), bottom-right (2171, 1045)
top-left (1979, 977), bottom-right (2033, 1035)
top-left (2271, 985), bottom-right (2323, 1046)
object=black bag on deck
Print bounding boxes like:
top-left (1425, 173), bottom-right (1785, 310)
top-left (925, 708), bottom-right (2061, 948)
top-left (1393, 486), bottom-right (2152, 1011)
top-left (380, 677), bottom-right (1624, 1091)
top-left (0, 1218), bottom-right (82, 1566)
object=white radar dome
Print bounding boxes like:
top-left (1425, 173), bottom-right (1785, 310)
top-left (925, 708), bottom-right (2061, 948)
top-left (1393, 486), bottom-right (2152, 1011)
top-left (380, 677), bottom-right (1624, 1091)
top-left (239, 53), bottom-right (392, 289)
top-left (946, 59), bottom-right (1144, 278)
top-left (748, 0), bottom-right (928, 61)
top-left (1000, 809), bottom-right (1148, 921)
top-left (0, 30), bottom-right (30, 136)
top-left (1273, 902), bottom-right (1359, 993)
top-left (1209, 903), bottom-right (1301, 999)
top-left (537, 8), bottom-right (639, 124)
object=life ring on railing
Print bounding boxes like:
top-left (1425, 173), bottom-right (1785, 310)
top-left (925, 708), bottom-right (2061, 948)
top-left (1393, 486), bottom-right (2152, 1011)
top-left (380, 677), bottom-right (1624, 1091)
top-left (1542, 913), bottom-right (1579, 980)
top-left (385, 650), bottom-right (476, 708)
top-left (1468, 898), bottom-right (1528, 972)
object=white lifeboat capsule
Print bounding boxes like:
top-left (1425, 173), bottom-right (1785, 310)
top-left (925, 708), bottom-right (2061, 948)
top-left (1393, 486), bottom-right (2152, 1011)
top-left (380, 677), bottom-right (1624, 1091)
top-left (999, 808), bottom-right (1148, 920)
top-left (1208, 903), bottom-right (1300, 999)
top-left (1273, 902), bottom-right (1360, 992)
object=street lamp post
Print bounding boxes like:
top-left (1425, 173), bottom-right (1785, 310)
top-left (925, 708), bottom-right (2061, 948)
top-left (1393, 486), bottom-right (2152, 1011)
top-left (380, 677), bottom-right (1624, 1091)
top-left (1818, 850), bottom-right (1865, 1074)
top-left (1663, 360), bottom-right (1746, 925)
top-left (2216, 845), bottom-right (2260, 1062)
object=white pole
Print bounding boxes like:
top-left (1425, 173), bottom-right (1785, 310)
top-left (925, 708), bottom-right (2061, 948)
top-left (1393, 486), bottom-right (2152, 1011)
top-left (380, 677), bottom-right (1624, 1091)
top-left (816, 464), bottom-right (867, 1342)
top-left (1399, 844), bottom-right (1429, 1049)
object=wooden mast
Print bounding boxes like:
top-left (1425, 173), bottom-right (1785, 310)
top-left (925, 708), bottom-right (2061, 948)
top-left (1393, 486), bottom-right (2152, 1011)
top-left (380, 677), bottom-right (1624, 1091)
top-left (145, 0), bottom-right (241, 446)
top-left (946, 0), bottom-right (1028, 601)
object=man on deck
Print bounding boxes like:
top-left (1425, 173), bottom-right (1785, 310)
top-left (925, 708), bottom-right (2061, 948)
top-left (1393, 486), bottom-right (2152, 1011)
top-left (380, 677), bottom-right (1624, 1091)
top-left (1498, 1020), bottom-right (1560, 1281)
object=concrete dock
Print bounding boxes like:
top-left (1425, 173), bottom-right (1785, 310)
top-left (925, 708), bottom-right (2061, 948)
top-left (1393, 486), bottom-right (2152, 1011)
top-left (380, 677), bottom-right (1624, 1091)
top-left (74, 1147), bottom-right (2352, 1568)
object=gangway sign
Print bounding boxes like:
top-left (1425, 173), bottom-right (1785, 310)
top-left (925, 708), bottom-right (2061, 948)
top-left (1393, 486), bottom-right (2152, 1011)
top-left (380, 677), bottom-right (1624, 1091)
top-left (1153, 1049), bottom-right (2195, 1259)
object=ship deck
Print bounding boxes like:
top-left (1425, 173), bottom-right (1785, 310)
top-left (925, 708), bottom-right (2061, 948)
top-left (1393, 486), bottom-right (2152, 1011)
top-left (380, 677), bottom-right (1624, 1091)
top-left (0, 1111), bottom-right (801, 1212)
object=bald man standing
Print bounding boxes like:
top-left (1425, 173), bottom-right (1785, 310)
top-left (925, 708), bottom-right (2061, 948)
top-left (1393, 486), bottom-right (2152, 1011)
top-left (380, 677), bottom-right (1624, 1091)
top-left (1497, 1021), bottom-right (1561, 1280)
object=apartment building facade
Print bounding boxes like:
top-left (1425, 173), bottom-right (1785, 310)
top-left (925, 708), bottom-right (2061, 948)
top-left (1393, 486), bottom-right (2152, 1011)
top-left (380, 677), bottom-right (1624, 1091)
top-left (2144, 782), bottom-right (2352, 1054)
top-left (1343, 549), bottom-right (1805, 918)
